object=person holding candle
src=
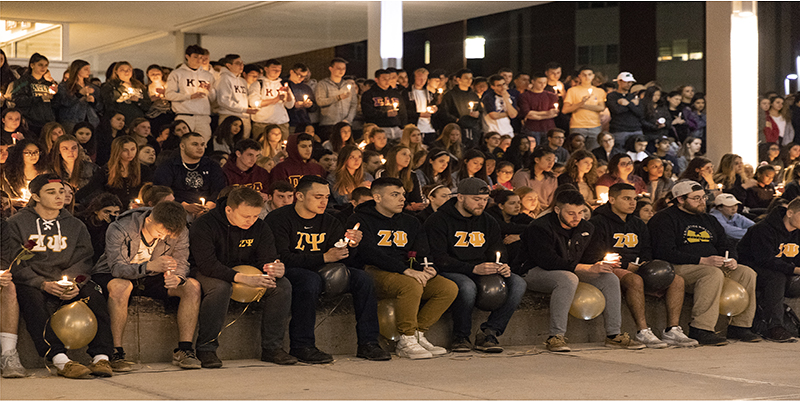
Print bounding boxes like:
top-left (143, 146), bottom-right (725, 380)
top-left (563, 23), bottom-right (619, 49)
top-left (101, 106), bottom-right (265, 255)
top-left (153, 132), bottom-right (226, 219)
top-left (606, 72), bottom-right (644, 148)
top-left (648, 180), bottom-right (759, 345)
top-left (286, 63), bottom-right (318, 134)
top-left (481, 75), bottom-right (518, 137)
top-left (744, 165), bottom-right (778, 210)
top-left (76, 135), bottom-right (152, 208)
top-left (0, 139), bottom-right (45, 206)
top-left (403, 68), bottom-right (439, 144)
top-left (54, 59), bottom-right (101, 135)
top-left (518, 72), bottom-right (559, 145)
top-left (510, 147), bottom-right (558, 209)
top-left (145, 64), bottom-right (174, 131)
top-left (361, 69), bottom-right (406, 141)
top-left (327, 145), bottom-right (371, 207)
top-left (222, 138), bottom-right (272, 196)
top-left (249, 59), bottom-right (295, 141)
top-left (7, 174), bottom-right (115, 378)
top-left (0, 220), bottom-right (26, 378)
top-left (439, 69), bottom-right (482, 149)
top-left (9, 53), bottom-right (58, 137)
top-left (165, 45), bottom-right (217, 143)
top-left (100, 61), bottom-right (152, 125)
top-left (517, 189), bottom-right (644, 352)
top-left (315, 58), bottom-right (358, 142)
top-left (586, 183), bottom-right (696, 348)
top-left (562, 66), bottom-right (606, 150)
top-left (425, 178), bottom-right (526, 353)
top-left (1, 109), bottom-right (29, 145)
top-left (348, 177), bottom-right (457, 359)
top-left (595, 153), bottom-right (646, 201)
top-left (49, 134), bottom-right (100, 191)
top-left (266, 175), bottom-right (390, 363)
top-left (214, 54), bottom-right (257, 140)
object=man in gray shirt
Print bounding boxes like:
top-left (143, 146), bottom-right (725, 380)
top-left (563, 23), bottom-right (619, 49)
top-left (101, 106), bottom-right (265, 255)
top-left (314, 57), bottom-right (358, 142)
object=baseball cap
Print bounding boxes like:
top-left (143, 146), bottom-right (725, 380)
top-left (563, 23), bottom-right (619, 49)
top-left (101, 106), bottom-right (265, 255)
top-left (29, 173), bottom-right (63, 195)
top-left (671, 180), bottom-right (704, 198)
top-left (614, 72), bottom-right (636, 82)
top-left (715, 193), bottom-right (742, 207)
top-left (457, 177), bottom-right (490, 196)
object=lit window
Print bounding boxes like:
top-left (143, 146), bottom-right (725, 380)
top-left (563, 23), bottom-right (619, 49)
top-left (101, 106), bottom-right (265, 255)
top-left (424, 40), bottom-right (431, 65)
top-left (465, 36), bottom-right (485, 60)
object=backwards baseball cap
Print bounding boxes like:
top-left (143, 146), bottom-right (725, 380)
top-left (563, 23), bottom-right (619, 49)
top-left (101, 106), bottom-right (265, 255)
top-left (457, 177), bottom-right (490, 196)
top-left (614, 72), bottom-right (636, 82)
top-left (29, 173), bottom-right (63, 195)
top-left (714, 193), bottom-right (742, 207)
top-left (671, 180), bottom-right (704, 198)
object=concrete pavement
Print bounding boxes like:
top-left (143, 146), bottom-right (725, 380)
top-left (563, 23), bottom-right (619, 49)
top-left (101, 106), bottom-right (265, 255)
top-left (3, 341), bottom-right (800, 400)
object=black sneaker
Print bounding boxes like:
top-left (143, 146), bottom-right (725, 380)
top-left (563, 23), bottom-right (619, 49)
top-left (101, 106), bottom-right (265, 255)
top-left (290, 347), bottom-right (333, 364)
top-left (356, 343), bottom-right (392, 361)
top-left (474, 331), bottom-right (503, 353)
top-left (688, 326), bottom-right (729, 346)
top-left (450, 337), bottom-right (472, 353)
top-left (196, 350), bottom-right (223, 368)
top-left (726, 326), bottom-right (762, 342)
top-left (109, 351), bottom-right (133, 372)
top-left (764, 326), bottom-right (798, 343)
top-left (261, 348), bottom-right (298, 365)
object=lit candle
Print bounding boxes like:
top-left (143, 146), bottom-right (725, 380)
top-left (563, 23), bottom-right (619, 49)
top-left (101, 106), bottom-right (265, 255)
top-left (347, 84), bottom-right (352, 91)
top-left (358, 141), bottom-right (367, 150)
top-left (48, 87), bottom-right (56, 95)
top-left (437, 88), bottom-right (443, 94)
top-left (587, 88), bottom-right (593, 95)
top-left (717, 183), bottom-right (723, 190)
top-left (12, 137), bottom-right (16, 145)
top-left (57, 275), bottom-right (73, 287)
top-left (199, 197), bottom-right (206, 206)
top-left (599, 192), bottom-right (609, 204)
top-left (134, 198), bottom-right (142, 205)
top-left (21, 188), bottom-right (31, 202)
top-left (254, 100), bottom-right (261, 108)
top-left (468, 101), bottom-right (474, 110)
top-left (392, 101), bottom-right (399, 111)
top-left (281, 140), bottom-right (287, 149)
top-left (603, 253), bottom-right (620, 264)
top-left (303, 94), bottom-right (308, 102)
top-left (426, 106), bottom-right (432, 113)
top-left (495, 251), bottom-right (501, 264)
top-left (380, 157), bottom-right (387, 164)
top-left (553, 102), bottom-right (559, 110)
top-left (127, 87), bottom-right (135, 95)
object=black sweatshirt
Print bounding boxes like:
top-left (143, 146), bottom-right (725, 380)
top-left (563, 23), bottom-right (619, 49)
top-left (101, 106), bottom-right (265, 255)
top-left (265, 204), bottom-right (347, 271)
top-left (484, 204), bottom-right (533, 236)
top-left (189, 197), bottom-right (278, 282)
top-left (361, 85), bottom-right (406, 128)
top-left (514, 211), bottom-right (595, 275)
top-left (738, 206), bottom-right (798, 275)
top-left (648, 205), bottom-right (735, 265)
top-left (424, 198), bottom-right (506, 275)
top-left (586, 203), bottom-right (652, 268)
top-left (347, 201), bottom-right (429, 274)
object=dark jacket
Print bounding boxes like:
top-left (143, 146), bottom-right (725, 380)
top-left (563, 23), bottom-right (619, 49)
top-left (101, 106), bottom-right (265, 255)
top-left (75, 165), bottom-right (153, 206)
top-left (153, 155), bottom-right (226, 204)
top-left (265, 204), bottom-right (347, 271)
top-left (286, 80), bottom-right (319, 127)
top-left (270, 133), bottom-right (327, 187)
top-left (591, 146), bottom-right (624, 164)
top-left (606, 91), bottom-right (644, 133)
top-left (439, 87), bottom-right (482, 145)
top-left (587, 204), bottom-right (652, 268)
top-left (514, 211), bottom-right (595, 275)
top-left (347, 201), bottom-right (429, 274)
top-left (361, 84), bottom-right (406, 128)
top-left (222, 155), bottom-right (271, 194)
top-left (54, 82), bottom-right (101, 127)
top-left (485, 204), bottom-right (533, 236)
top-left (648, 205), bottom-right (736, 265)
top-left (738, 206), bottom-right (798, 275)
top-left (189, 197), bottom-right (278, 282)
top-left (99, 79), bottom-right (151, 123)
top-left (745, 183), bottom-right (776, 209)
top-left (424, 198), bottom-right (506, 276)
top-left (10, 73), bottom-right (57, 126)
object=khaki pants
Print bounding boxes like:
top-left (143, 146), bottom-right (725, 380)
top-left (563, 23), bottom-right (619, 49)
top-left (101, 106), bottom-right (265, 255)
top-left (673, 263), bottom-right (756, 331)
top-left (252, 122), bottom-right (290, 141)
top-left (365, 266), bottom-right (457, 336)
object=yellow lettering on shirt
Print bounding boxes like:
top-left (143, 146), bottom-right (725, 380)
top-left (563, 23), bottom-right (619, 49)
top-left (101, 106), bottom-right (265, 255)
top-left (612, 233), bottom-right (639, 248)
top-left (295, 232), bottom-right (326, 251)
top-left (777, 243), bottom-right (800, 258)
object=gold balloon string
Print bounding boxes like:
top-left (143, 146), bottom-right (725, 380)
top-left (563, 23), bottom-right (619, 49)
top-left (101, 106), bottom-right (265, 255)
top-left (196, 302), bottom-right (254, 348)
top-left (40, 296), bottom-right (92, 375)
top-left (314, 295), bottom-right (347, 330)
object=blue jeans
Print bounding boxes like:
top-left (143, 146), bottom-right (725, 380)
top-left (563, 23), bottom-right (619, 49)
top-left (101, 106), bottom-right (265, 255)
top-left (284, 266), bottom-right (380, 349)
top-left (439, 272), bottom-right (527, 339)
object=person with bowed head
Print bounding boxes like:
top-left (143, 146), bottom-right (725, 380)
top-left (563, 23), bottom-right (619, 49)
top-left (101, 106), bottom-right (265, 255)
top-left (188, 187), bottom-right (292, 368)
top-left (347, 177), bottom-right (457, 359)
top-left (515, 189), bottom-right (644, 352)
top-left (265, 175), bottom-right (390, 363)
top-left (6, 174), bottom-right (115, 378)
top-left (737, 198), bottom-right (800, 343)
top-left (585, 183), bottom-right (696, 348)
top-left (648, 180), bottom-right (758, 346)
top-left (424, 178), bottom-right (526, 353)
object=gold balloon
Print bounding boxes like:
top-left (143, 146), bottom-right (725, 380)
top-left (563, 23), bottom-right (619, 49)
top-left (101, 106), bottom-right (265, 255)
top-left (719, 278), bottom-right (749, 317)
top-left (377, 299), bottom-right (400, 341)
top-left (51, 299), bottom-right (98, 349)
top-left (569, 283), bottom-right (606, 320)
top-left (231, 265), bottom-right (267, 303)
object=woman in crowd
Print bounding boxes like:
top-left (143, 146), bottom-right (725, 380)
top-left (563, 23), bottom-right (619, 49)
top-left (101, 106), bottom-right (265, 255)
top-left (479, 131), bottom-right (503, 160)
top-left (414, 148), bottom-right (453, 193)
top-left (678, 156), bottom-right (720, 195)
top-left (10, 53), bottom-right (57, 136)
top-left (50, 134), bottom-right (100, 191)
top-left (780, 143), bottom-right (800, 170)
top-left (765, 96), bottom-right (793, 144)
top-left (39, 121), bottom-right (66, 155)
top-left (0, 139), bottom-right (45, 205)
top-left (323, 121), bottom-right (356, 153)
top-left (558, 149), bottom-right (598, 204)
top-left (494, 161), bottom-right (515, 190)
top-left (745, 164), bottom-right (777, 210)
top-left (55, 59), bottom-right (100, 134)
top-left (365, 128), bottom-right (390, 157)
top-left (641, 86), bottom-right (672, 142)
top-left (160, 119), bottom-right (191, 153)
top-left (634, 200), bottom-right (655, 224)
top-left (95, 111), bottom-right (127, 166)
top-left (596, 153), bottom-right (646, 200)
top-left (636, 155), bottom-right (672, 203)
top-left (432, 123), bottom-right (465, 162)
top-left (666, 91), bottom-right (688, 142)
top-left (625, 135), bottom-right (649, 162)
top-left (127, 117), bottom-right (160, 154)
top-left (377, 144), bottom-right (424, 210)
top-left (452, 149), bottom-right (489, 186)
top-left (76, 135), bottom-right (151, 207)
top-left (358, 123), bottom-right (378, 147)
top-left (684, 93), bottom-right (706, 140)
top-left (400, 124), bottom-right (426, 156)
top-left (514, 186), bottom-right (541, 219)
top-left (136, 182), bottom-right (174, 207)
top-left (713, 153), bottom-right (748, 204)
top-left (100, 61), bottom-right (151, 123)
top-left (145, 64), bottom-right (173, 130)
top-left (759, 142), bottom-right (784, 173)
top-left (0, 49), bottom-right (19, 109)
top-left (503, 135), bottom-right (532, 170)
top-left (591, 131), bottom-right (623, 164)
top-left (209, 115), bottom-right (241, 154)
top-left (77, 192), bottom-right (123, 264)
top-left (510, 146), bottom-right (558, 208)
top-left (257, 124), bottom-right (288, 164)
top-left (675, 136), bottom-right (703, 176)
top-left (72, 122), bottom-right (97, 162)
top-left (486, 189), bottom-right (533, 264)
top-left (416, 184), bottom-right (452, 223)
top-left (781, 163), bottom-right (800, 201)
top-left (328, 145), bottom-right (369, 207)
top-left (565, 133), bottom-right (586, 154)
top-left (1, 108), bottom-right (28, 142)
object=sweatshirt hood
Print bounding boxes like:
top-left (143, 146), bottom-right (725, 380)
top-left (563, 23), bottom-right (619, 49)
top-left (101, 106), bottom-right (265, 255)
top-left (765, 206), bottom-right (789, 232)
top-left (594, 203), bottom-right (626, 224)
top-left (285, 133), bottom-right (303, 162)
top-left (354, 200), bottom-right (396, 220)
top-left (437, 197), bottom-right (472, 221)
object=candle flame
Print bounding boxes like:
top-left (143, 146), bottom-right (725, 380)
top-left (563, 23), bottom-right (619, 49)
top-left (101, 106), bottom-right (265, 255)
top-left (380, 157), bottom-right (387, 164)
top-left (599, 193), bottom-right (609, 204)
top-left (437, 88), bottom-right (443, 94)
top-left (358, 141), bottom-right (367, 150)
top-left (63, 275), bottom-right (68, 281)
top-left (199, 197), bottom-right (206, 206)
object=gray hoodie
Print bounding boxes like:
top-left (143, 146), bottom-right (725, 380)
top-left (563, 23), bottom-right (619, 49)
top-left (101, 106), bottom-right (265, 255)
top-left (6, 206), bottom-right (93, 289)
top-left (92, 207), bottom-right (189, 279)
top-left (314, 77), bottom-right (357, 125)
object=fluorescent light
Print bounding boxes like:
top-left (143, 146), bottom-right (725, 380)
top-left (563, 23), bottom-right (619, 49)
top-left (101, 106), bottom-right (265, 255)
top-left (380, 1), bottom-right (403, 60)
top-left (465, 36), bottom-right (485, 59)
top-left (730, 10), bottom-right (758, 166)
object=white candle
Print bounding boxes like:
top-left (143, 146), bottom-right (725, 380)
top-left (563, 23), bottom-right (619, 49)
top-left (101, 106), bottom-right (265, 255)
top-left (254, 100), bottom-right (261, 108)
top-left (21, 188), bottom-right (31, 202)
top-left (347, 223), bottom-right (360, 244)
top-left (717, 183), bottom-right (723, 190)
top-left (724, 251), bottom-right (729, 260)
top-left (392, 101), bottom-right (399, 110)
top-left (426, 106), bottom-right (432, 113)
top-left (603, 253), bottom-right (619, 263)
top-left (358, 141), bottom-right (367, 150)
top-left (587, 88), bottom-right (593, 95)
top-left (134, 198), bottom-right (142, 205)
top-left (12, 137), bottom-right (16, 145)
top-left (57, 275), bottom-right (73, 287)
top-left (599, 192), bottom-right (609, 204)
top-left (437, 88), bottom-right (443, 94)
top-left (553, 102), bottom-right (559, 110)
top-left (303, 94), bottom-right (308, 101)
top-left (468, 101), bottom-right (474, 110)
top-left (495, 251), bottom-right (501, 264)
top-left (347, 84), bottom-right (352, 91)
top-left (380, 157), bottom-right (387, 164)
top-left (634, 257), bottom-right (640, 265)
top-left (199, 197), bottom-right (206, 206)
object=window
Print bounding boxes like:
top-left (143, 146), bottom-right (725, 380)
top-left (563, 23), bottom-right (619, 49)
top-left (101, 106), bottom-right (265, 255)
top-left (657, 39), bottom-right (704, 62)
top-left (424, 40), bottom-right (431, 65)
top-left (1, 20), bottom-right (62, 60)
top-left (465, 36), bottom-right (485, 60)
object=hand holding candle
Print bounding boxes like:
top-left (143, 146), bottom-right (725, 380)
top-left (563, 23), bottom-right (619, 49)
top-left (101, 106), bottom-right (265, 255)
top-left (603, 253), bottom-right (621, 266)
top-left (495, 251), bottom-right (502, 264)
top-left (199, 197), bottom-right (206, 207)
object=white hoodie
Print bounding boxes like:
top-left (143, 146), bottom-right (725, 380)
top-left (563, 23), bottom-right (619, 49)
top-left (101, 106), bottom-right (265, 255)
top-left (248, 77), bottom-right (295, 124)
top-left (214, 67), bottom-right (249, 116)
top-left (165, 64), bottom-right (217, 116)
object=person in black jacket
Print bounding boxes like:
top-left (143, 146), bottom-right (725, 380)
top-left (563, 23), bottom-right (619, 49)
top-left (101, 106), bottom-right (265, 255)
top-left (347, 178), bottom-right (457, 360)
top-left (425, 178), bottom-right (526, 353)
top-left (516, 189), bottom-right (643, 352)
top-left (189, 187), bottom-right (293, 368)
top-left (648, 180), bottom-right (758, 346)
top-left (485, 190), bottom-right (533, 264)
top-left (361, 69), bottom-right (406, 141)
top-left (587, 183), bottom-right (696, 348)
top-left (738, 201), bottom-right (800, 342)
top-left (266, 175), bottom-right (389, 363)
top-left (9, 53), bottom-right (57, 136)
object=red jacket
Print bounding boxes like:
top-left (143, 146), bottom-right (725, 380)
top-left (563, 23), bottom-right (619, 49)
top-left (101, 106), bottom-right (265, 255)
top-left (222, 156), bottom-right (271, 194)
top-left (270, 133), bottom-right (326, 187)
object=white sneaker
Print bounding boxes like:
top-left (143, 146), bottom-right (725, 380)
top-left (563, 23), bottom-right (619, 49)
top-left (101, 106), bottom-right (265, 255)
top-left (396, 335), bottom-right (433, 359)
top-left (635, 328), bottom-right (668, 349)
top-left (416, 331), bottom-right (448, 356)
top-left (662, 326), bottom-right (699, 347)
top-left (1, 349), bottom-right (27, 378)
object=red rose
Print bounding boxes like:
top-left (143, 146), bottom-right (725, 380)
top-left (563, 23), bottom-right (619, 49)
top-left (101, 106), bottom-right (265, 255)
top-left (74, 275), bottom-right (87, 284)
top-left (23, 240), bottom-right (36, 250)
top-left (407, 251), bottom-right (417, 258)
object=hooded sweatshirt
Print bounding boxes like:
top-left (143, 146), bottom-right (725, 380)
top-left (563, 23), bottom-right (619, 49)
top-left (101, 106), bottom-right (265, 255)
top-left (270, 133), bottom-right (327, 186)
top-left (515, 211), bottom-right (595, 275)
top-left (738, 206), bottom-right (799, 275)
top-left (315, 77), bottom-right (358, 126)
top-left (424, 198), bottom-right (506, 275)
top-left (648, 204), bottom-right (735, 265)
top-left (214, 67), bottom-right (250, 116)
top-left (347, 200), bottom-right (430, 274)
top-left (361, 84), bottom-right (406, 128)
top-left (9, 73), bottom-right (57, 126)
top-left (92, 207), bottom-right (190, 279)
top-left (249, 77), bottom-right (294, 124)
top-left (222, 155), bottom-right (271, 194)
top-left (189, 197), bottom-right (278, 282)
top-left (265, 204), bottom-right (347, 271)
top-left (586, 203), bottom-right (652, 268)
top-left (165, 64), bottom-right (216, 116)
top-left (6, 206), bottom-right (93, 289)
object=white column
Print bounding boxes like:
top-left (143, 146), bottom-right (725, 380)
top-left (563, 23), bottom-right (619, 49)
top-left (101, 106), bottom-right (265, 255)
top-left (367, 1), bottom-right (403, 76)
top-left (173, 31), bottom-right (185, 67)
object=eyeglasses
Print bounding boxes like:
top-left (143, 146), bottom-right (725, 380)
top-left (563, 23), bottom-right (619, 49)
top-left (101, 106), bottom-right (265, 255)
top-left (618, 161), bottom-right (633, 167)
top-left (686, 194), bottom-right (709, 202)
top-left (23, 151), bottom-right (40, 156)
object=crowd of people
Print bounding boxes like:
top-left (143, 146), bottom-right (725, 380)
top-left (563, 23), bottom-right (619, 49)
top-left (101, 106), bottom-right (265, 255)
top-left (1, 44), bottom-right (800, 380)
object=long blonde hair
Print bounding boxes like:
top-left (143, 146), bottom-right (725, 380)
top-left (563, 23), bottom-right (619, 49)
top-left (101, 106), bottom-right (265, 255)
top-left (107, 136), bottom-right (142, 189)
top-left (382, 144), bottom-right (414, 192)
top-left (435, 123), bottom-right (463, 160)
top-left (400, 124), bottom-right (424, 155)
top-left (333, 145), bottom-right (365, 196)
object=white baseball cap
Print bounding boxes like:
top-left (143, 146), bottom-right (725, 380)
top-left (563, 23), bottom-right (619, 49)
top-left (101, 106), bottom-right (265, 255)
top-left (614, 72), bottom-right (636, 82)
top-left (672, 180), bottom-right (703, 198)
top-left (715, 193), bottom-right (742, 207)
